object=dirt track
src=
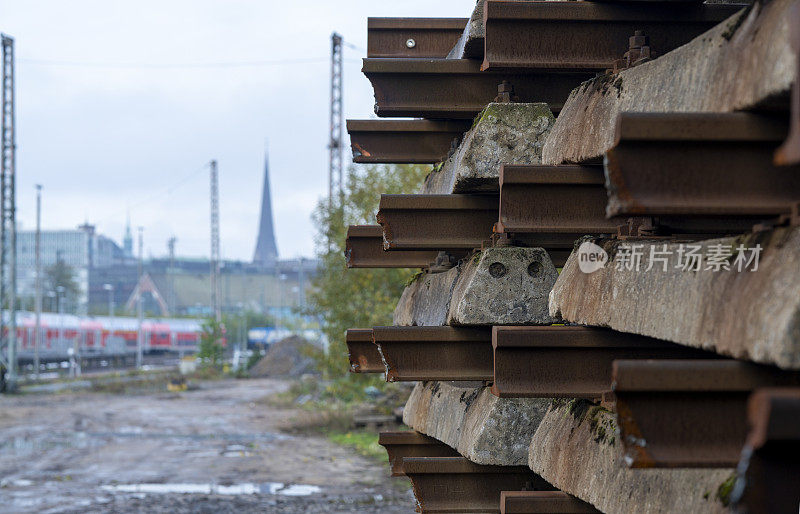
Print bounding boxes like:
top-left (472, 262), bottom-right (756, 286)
top-left (0, 378), bottom-right (413, 513)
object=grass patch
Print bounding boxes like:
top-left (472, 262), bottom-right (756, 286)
top-left (327, 430), bottom-right (387, 462)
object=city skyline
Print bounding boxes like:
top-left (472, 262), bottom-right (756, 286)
top-left (0, 0), bottom-right (472, 261)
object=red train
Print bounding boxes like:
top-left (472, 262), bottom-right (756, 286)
top-left (11, 311), bottom-right (203, 358)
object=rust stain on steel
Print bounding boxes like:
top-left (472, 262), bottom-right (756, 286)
top-left (346, 328), bottom-right (383, 374)
top-left (605, 112), bottom-right (800, 221)
top-left (367, 18), bottom-right (467, 58)
top-left (377, 194), bottom-right (498, 251)
top-left (362, 58), bottom-right (594, 118)
top-left (378, 431), bottom-right (460, 477)
top-left (612, 359), bottom-right (800, 468)
top-left (403, 456), bottom-right (554, 514)
top-left (373, 326), bottom-right (492, 382)
top-left (500, 491), bottom-right (600, 514)
top-left (497, 165), bottom-right (618, 250)
top-left (345, 225), bottom-right (464, 269)
top-left (730, 388), bottom-right (800, 513)
top-left (491, 326), bottom-right (714, 399)
top-left (481, 2), bottom-right (745, 72)
top-left (775, 3), bottom-right (800, 166)
top-left (346, 119), bottom-right (471, 164)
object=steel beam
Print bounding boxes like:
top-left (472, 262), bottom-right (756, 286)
top-left (482, 2), bottom-right (745, 71)
top-left (605, 112), bottom-right (800, 221)
top-left (373, 326), bottom-right (492, 382)
top-left (362, 58), bottom-right (594, 119)
top-left (403, 456), bottom-right (554, 514)
top-left (346, 119), bottom-right (470, 164)
top-left (345, 225), bottom-right (459, 269)
top-left (730, 388), bottom-right (800, 513)
top-left (500, 491), bottom-right (599, 514)
top-left (613, 359), bottom-right (800, 468)
top-left (775, 3), bottom-right (800, 166)
top-left (367, 18), bottom-right (467, 58)
top-left (497, 165), bottom-right (617, 249)
top-left (377, 194), bottom-right (498, 251)
top-left (491, 326), bottom-right (714, 399)
top-left (378, 431), bottom-right (460, 477)
top-left (346, 328), bottom-right (383, 373)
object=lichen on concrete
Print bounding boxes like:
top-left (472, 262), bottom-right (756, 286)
top-left (528, 401), bottom-right (733, 514)
top-left (423, 102), bottom-right (555, 194)
top-left (549, 227), bottom-right (800, 369)
top-left (403, 381), bottom-right (551, 466)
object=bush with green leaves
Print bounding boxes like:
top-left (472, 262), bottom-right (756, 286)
top-left (306, 164), bottom-right (430, 386)
top-left (197, 318), bottom-right (225, 369)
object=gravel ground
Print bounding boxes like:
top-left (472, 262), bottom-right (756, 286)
top-left (0, 377), bottom-right (414, 513)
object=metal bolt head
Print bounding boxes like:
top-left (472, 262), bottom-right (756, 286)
top-left (405, 38), bottom-right (416, 49)
top-left (629, 32), bottom-right (648, 49)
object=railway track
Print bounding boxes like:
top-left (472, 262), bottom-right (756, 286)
top-left (340, 2), bottom-right (800, 512)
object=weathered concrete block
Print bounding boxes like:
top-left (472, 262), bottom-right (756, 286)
top-left (448, 247), bottom-right (558, 326)
top-left (403, 380), bottom-right (551, 466)
top-left (542, 0), bottom-right (797, 165)
top-left (549, 227), bottom-right (800, 369)
top-left (446, 0), bottom-right (485, 60)
top-left (423, 103), bottom-right (554, 194)
top-left (393, 267), bottom-right (459, 326)
top-left (529, 400), bottom-right (733, 514)
top-left (393, 247), bottom-right (559, 326)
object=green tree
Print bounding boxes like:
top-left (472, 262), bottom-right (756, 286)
top-left (306, 164), bottom-right (430, 380)
top-left (45, 258), bottom-right (81, 312)
top-left (197, 318), bottom-right (226, 368)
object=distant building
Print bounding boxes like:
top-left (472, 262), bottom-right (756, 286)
top-left (16, 223), bottom-right (127, 313)
top-left (19, 150), bottom-right (318, 320)
top-left (87, 257), bottom-right (318, 318)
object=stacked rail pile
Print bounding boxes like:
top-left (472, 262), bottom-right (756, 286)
top-left (344, 1), bottom-right (800, 512)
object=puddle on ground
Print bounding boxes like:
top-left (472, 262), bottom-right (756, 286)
top-left (101, 482), bottom-right (322, 496)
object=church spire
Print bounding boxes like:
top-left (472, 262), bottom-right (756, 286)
top-left (253, 147), bottom-right (279, 267)
top-left (123, 211), bottom-right (133, 257)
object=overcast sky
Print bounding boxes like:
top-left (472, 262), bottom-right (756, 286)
top-left (0, 0), bottom-right (472, 261)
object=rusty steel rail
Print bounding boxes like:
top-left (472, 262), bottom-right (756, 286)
top-left (403, 456), bottom-right (554, 514)
top-left (362, 58), bottom-right (594, 118)
top-left (775, 3), bottom-right (800, 166)
top-left (500, 491), bottom-right (599, 514)
top-left (491, 326), bottom-right (714, 399)
top-left (345, 225), bottom-right (462, 269)
top-left (373, 326), bottom-right (492, 382)
top-left (605, 112), bottom-right (800, 222)
top-left (378, 431), bottom-right (460, 477)
top-left (613, 359), bottom-right (800, 468)
top-left (377, 194), bottom-right (498, 251)
top-left (481, 2), bottom-right (745, 71)
top-left (346, 328), bottom-right (383, 374)
top-left (497, 165), bottom-right (617, 250)
top-left (367, 18), bottom-right (467, 58)
top-left (730, 388), bottom-right (800, 513)
top-left (346, 119), bottom-right (470, 164)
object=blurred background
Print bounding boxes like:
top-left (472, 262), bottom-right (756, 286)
top-left (0, 1), bottom-right (473, 512)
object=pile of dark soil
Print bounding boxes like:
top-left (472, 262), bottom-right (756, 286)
top-left (249, 336), bottom-right (320, 378)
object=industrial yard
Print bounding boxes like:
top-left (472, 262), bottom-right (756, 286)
top-left (2, 0), bottom-right (800, 512)
top-left (0, 377), bottom-right (410, 513)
